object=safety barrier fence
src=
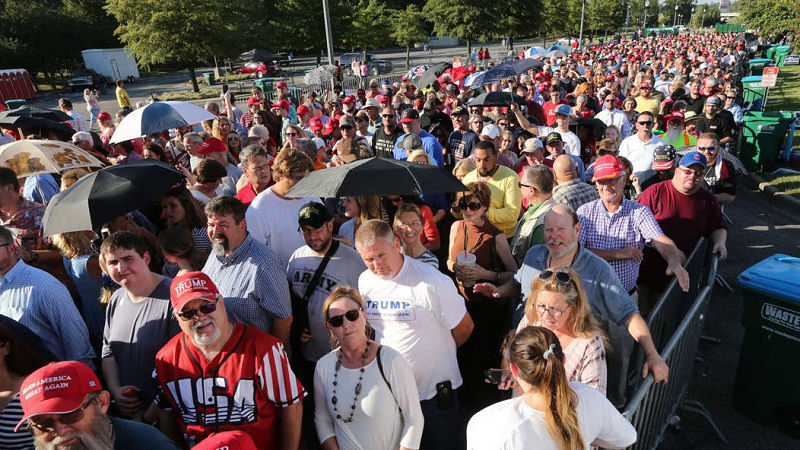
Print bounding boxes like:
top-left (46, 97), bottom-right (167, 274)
top-left (262, 73), bottom-right (406, 104)
top-left (622, 243), bottom-right (726, 449)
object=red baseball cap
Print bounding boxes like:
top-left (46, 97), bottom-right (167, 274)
top-left (342, 95), bottom-right (355, 104)
top-left (16, 361), bottom-right (101, 431)
top-left (97, 111), bottom-right (112, 122)
top-left (276, 81), bottom-right (287, 89)
top-left (170, 271), bottom-right (219, 312)
top-left (197, 137), bottom-right (227, 155)
top-left (296, 104), bottom-right (310, 116)
top-left (322, 121), bottom-right (337, 136)
top-left (247, 97), bottom-right (261, 106)
top-left (357, 89), bottom-right (366, 95)
top-left (639, 81), bottom-right (652, 89)
top-left (591, 155), bottom-right (626, 182)
top-left (665, 112), bottom-right (684, 123)
top-left (309, 117), bottom-right (323, 131)
top-left (192, 431), bottom-right (257, 450)
top-left (377, 94), bottom-right (390, 103)
top-left (271, 99), bottom-right (290, 110)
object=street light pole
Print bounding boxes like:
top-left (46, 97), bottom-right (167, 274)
top-left (674, 5), bottom-right (679, 26)
top-left (578, 0), bottom-right (586, 51)
top-left (321, 0), bottom-right (335, 66)
top-left (643, 0), bottom-right (650, 31)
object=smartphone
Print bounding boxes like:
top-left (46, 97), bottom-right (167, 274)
top-left (222, 84), bottom-right (229, 94)
top-left (435, 380), bottom-right (455, 410)
top-left (484, 368), bottom-right (510, 385)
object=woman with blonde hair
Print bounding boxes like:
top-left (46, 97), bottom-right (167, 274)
top-left (452, 158), bottom-right (476, 181)
top-left (467, 326), bottom-right (635, 449)
top-left (52, 231), bottom-right (104, 344)
top-left (518, 267), bottom-right (607, 394)
top-left (281, 124), bottom-right (305, 151)
top-left (338, 196), bottom-right (383, 246)
top-left (314, 286), bottom-right (424, 450)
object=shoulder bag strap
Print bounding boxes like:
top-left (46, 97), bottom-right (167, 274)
top-left (376, 346), bottom-right (402, 413)
top-left (302, 240), bottom-right (340, 301)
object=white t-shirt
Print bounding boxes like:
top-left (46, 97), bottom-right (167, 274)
top-left (245, 188), bottom-right (316, 268)
top-left (358, 256), bottom-right (467, 400)
top-left (618, 133), bottom-right (665, 174)
top-left (594, 109), bottom-right (632, 139)
top-left (538, 127), bottom-right (581, 157)
top-left (67, 110), bottom-right (88, 132)
top-left (467, 382), bottom-right (637, 450)
top-left (314, 345), bottom-right (424, 450)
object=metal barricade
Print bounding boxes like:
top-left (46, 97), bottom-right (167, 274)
top-left (622, 252), bottom-right (727, 449)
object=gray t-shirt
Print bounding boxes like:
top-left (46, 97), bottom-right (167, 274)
top-left (102, 277), bottom-right (180, 404)
top-left (287, 243), bottom-right (366, 362)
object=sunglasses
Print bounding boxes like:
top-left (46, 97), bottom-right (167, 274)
top-left (518, 182), bottom-right (532, 189)
top-left (28, 397), bottom-right (94, 433)
top-left (455, 199), bottom-right (483, 211)
top-left (605, 98), bottom-right (615, 102)
top-left (339, 125), bottom-right (353, 130)
top-left (177, 300), bottom-right (217, 320)
top-left (539, 269), bottom-right (572, 284)
top-left (497, 122), bottom-right (509, 126)
top-left (697, 146), bottom-right (716, 151)
top-left (285, 132), bottom-right (299, 137)
top-left (679, 167), bottom-right (704, 178)
top-left (327, 308), bottom-right (362, 327)
top-left (637, 121), bottom-right (653, 126)
top-left (381, 114), bottom-right (396, 118)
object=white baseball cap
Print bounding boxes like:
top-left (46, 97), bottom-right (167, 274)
top-left (481, 124), bottom-right (501, 140)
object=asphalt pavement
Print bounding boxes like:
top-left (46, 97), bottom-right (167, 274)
top-left (660, 181), bottom-right (800, 449)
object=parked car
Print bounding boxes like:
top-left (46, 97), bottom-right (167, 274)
top-left (339, 53), bottom-right (393, 76)
top-left (67, 69), bottom-right (107, 91)
top-left (235, 61), bottom-right (280, 78)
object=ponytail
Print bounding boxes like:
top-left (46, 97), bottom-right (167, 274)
top-left (508, 327), bottom-right (584, 450)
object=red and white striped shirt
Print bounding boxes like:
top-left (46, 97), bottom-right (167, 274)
top-left (154, 323), bottom-right (305, 449)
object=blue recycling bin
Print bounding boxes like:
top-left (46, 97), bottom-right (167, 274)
top-left (735, 255), bottom-right (800, 431)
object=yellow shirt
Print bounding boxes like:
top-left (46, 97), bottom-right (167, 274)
top-left (461, 165), bottom-right (522, 236)
top-left (116, 86), bottom-right (131, 108)
top-left (634, 96), bottom-right (659, 116)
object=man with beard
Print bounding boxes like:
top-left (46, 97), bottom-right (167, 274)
top-left (474, 204), bottom-right (669, 407)
top-left (460, 140), bottom-right (522, 237)
top-left (17, 361), bottom-right (178, 450)
top-left (286, 202), bottom-right (365, 446)
top-left (153, 272), bottom-right (304, 449)
top-left (202, 196), bottom-right (292, 346)
top-left (100, 232), bottom-right (180, 419)
top-left (371, 107), bottom-right (402, 159)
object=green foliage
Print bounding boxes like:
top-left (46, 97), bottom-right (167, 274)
top-left (349, 0), bottom-right (395, 50)
top-left (736, 0), bottom-right (800, 34)
top-left (502, 0), bottom-right (542, 42)
top-left (391, 5), bottom-right (429, 48)
top-left (690, 5), bottom-right (720, 28)
top-left (586, 0), bottom-right (623, 33)
top-left (422, 0), bottom-right (499, 46)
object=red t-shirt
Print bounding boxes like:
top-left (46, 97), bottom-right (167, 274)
top-left (154, 324), bottom-right (306, 449)
top-left (419, 204), bottom-right (440, 247)
top-left (542, 100), bottom-right (567, 126)
top-left (637, 180), bottom-right (726, 289)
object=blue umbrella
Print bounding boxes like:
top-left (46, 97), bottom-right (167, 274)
top-left (547, 44), bottom-right (569, 53)
top-left (511, 58), bottom-right (544, 74)
top-left (476, 62), bottom-right (517, 86)
top-left (109, 101), bottom-right (217, 144)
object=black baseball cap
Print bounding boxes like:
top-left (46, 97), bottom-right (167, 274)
top-left (298, 202), bottom-right (331, 229)
top-left (399, 108), bottom-right (420, 123)
top-left (545, 132), bottom-right (563, 145)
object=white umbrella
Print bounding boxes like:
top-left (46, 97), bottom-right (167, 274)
top-left (304, 65), bottom-right (337, 85)
top-left (110, 101), bottom-right (216, 144)
top-left (525, 47), bottom-right (546, 58)
top-left (0, 139), bottom-right (104, 177)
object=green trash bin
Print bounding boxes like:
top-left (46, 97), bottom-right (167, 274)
top-left (765, 46), bottom-right (777, 61)
top-left (775, 45), bottom-right (793, 66)
top-left (741, 76), bottom-right (766, 110)
top-left (739, 111), bottom-right (795, 171)
top-left (202, 72), bottom-right (214, 86)
top-left (748, 58), bottom-right (773, 76)
top-left (4, 99), bottom-right (27, 110)
top-left (253, 78), bottom-right (273, 95)
top-left (735, 255), bottom-right (800, 429)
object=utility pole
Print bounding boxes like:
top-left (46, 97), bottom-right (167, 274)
top-left (578, 0), bottom-right (586, 51)
top-left (322, 0), bottom-right (335, 66)
top-left (674, 4), bottom-right (679, 26)
top-left (643, 0), bottom-right (650, 31)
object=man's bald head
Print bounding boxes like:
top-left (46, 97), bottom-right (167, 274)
top-left (545, 203), bottom-right (579, 227)
top-left (553, 155), bottom-right (577, 182)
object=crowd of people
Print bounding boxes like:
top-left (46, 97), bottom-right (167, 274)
top-left (1, 28), bottom-right (772, 449)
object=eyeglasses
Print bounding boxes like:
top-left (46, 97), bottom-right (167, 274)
top-left (518, 182), bottom-right (532, 189)
top-left (679, 167), bottom-right (704, 178)
top-left (177, 300), bottom-right (218, 320)
top-left (497, 122), bottom-right (509, 127)
top-left (534, 303), bottom-right (570, 319)
top-left (28, 397), bottom-right (95, 433)
top-left (637, 121), bottom-right (653, 126)
top-left (327, 308), bottom-right (362, 327)
top-left (381, 114), bottom-right (395, 118)
top-left (697, 146), bottom-right (716, 152)
top-left (539, 269), bottom-right (573, 284)
top-left (605, 98), bottom-right (615, 103)
top-left (398, 220), bottom-right (422, 228)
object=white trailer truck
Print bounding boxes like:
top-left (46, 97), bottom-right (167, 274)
top-left (81, 48), bottom-right (140, 83)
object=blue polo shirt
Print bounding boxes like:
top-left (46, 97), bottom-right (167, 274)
top-left (393, 130), bottom-right (444, 166)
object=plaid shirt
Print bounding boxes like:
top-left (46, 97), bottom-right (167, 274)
top-left (552, 179), bottom-right (599, 212)
top-left (577, 198), bottom-right (664, 291)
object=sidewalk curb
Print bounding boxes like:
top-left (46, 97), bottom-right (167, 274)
top-left (745, 173), bottom-right (800, 209)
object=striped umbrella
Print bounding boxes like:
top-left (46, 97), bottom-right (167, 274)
top-left (110, 101), bottom-right (216, 144)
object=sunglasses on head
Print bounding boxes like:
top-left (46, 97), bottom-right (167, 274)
top-left (177, 300), bottom-right (217, 320)
top-left (539, 269), bottom-right (572, 284)
top-left (327, 308), bottom-right (362, 327)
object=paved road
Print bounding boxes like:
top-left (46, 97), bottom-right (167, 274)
top-left (661, 181), bottom-right (800, 449)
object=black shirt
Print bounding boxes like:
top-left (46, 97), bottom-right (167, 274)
top-left (372, 126), bottom-right (403, 159)
top-left (696, 113), bottom-right (731, 140)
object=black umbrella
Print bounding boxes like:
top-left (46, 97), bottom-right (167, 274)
top-left (0, 106), bottom-right (72, 122)
top-left (511, 58), bottom-right (544, 74)
top-left (478, 62), bottom-right (518, 85)
top-left (0, 314), bottom-right (56, 363)
top-left (415, 62), bottom-right (452, 90)
top-left (468, 91), bottom-right (527, 107)
top-left (0, 116), bottom-right (76, 137)
top-left (569, 117), bottom-right (607, 140)
top-left (42, 159), bottom-right (184, 236)
top-left (286, 157), bottom-right (467, 198)
top-left (239, 48), bottom-right (279, 62)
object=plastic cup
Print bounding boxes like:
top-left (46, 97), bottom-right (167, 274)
top-left (456, 252), bottom-right (477, 287)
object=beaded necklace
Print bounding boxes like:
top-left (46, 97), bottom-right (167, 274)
top-left (331, 340), bottom-right (371, 423)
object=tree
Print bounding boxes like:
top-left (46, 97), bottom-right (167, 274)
top-left (349, 0), bottom-right (394, 54)
top-left (500, 0), bottom-right (542, 50)
top-left (736, 0), bottom-right (799, 34)
top-left (391, 5), bottom-right (429, 69)
top-left (422, 0), bottom-right (499, 55)
top-left (105, 0), bottom-right (270, 92)
top-left (587, 0), bottom-right (623, 38)
top-left (690, 4), bottom-right (720, 29)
